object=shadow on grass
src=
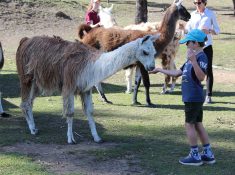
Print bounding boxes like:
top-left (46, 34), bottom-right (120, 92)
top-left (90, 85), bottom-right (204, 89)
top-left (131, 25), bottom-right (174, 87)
top-left (0, 111), bottom-right (106, 146)
top-left (0, 73), bottom-right (20, 98)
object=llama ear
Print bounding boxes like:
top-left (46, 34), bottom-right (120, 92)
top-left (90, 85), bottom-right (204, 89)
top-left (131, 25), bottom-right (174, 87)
top-left (150, 33), bottom-right (161, 42)
top-left (174, 0), bottom-right (183, 6)
top-left (141, 35), bottom-right (151, 44)
top-left (99, 5), bottom-right (104, 11)
top-left (108, 4), bottom-right (113, 12)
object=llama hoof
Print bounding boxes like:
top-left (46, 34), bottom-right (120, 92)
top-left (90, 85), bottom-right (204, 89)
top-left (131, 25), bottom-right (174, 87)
top-left (95, 139), bottom-right (104, 144)
top-left (0, 112), bottom-right (11, 118)
top-left (161, 90), bottom-right (167, 94)
top-left (31, 128), bottom-right (39, 135)
top-left (125, 90), bottom-right (132, 94)
top-left (68, 140), bottom-right (77, 144)
top-left (105, 100), bottom-right (113, 104)
top-left (146, 103), bottom-right (157, 108)
top-left (132, 101), bottom-right (141, 105)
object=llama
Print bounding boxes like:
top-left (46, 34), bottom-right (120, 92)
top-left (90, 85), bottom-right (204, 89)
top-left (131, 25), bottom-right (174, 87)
top-left (16, 34), bottom-right (160, 143)
top-left (0, 42), bottom-right (10, 118)
top-left (124, 22), bottom-right (186, 94)
top-left (78, 0), bottom-right (191, 106)
top-left (96, 5), bottom-right (185, 94)
top-left (99, 4), bottom-right (117, 28)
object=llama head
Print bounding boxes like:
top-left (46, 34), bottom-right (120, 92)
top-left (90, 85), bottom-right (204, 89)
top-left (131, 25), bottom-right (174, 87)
top-left (99, 4), bottom-right (117, 28)
top-left (136, 34), bottom-right (160, 71)
top-left (174, 0), bottom-right (191, 22)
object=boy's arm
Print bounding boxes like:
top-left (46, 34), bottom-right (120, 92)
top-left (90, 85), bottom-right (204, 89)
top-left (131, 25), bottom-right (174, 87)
top-left (187, 49), bottom-right (206, 81)
top-left (149, 68), bottom-right (182, 77)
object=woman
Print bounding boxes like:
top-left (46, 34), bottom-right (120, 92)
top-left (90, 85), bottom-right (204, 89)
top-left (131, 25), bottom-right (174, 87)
top-left (185, 0), bottom-right (220, 104)
top-left (85, 0), bottom-right (101, 28)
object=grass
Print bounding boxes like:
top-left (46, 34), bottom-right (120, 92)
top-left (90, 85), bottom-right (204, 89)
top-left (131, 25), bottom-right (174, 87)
top-left (0, 0), bottom-right (235, 175)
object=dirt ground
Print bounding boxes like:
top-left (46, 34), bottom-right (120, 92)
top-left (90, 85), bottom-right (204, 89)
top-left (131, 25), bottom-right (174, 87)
top-left (0, 1), bottom-right (234, 175)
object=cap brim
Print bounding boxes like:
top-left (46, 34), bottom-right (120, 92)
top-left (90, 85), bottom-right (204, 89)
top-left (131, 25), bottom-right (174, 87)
top-left (179, 38), bottom-right (189, 44)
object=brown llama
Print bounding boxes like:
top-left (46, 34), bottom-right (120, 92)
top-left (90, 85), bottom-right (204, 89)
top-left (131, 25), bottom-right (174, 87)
top-left (0, 42), bottom-right (10, 118)
top-left (78, 0), bottom-right (191, 106)
top-left (16, 34), bottom-right (160, 143)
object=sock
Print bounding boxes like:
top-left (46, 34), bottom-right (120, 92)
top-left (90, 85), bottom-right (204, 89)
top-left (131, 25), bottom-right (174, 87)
top-left (190, 145), bottom-right (200, 160)
top-left (203, 143), bottom-right (214, 157)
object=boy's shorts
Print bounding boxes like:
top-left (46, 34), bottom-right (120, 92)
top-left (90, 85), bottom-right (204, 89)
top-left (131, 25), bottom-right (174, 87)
top-left (184, 102), bottom-right (203, 123)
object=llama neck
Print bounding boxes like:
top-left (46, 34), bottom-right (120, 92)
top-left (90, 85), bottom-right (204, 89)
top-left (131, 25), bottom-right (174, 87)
top-left (84, 41), bottom-right (138, 90)
top-left (156, 4), bottom-right (179, 54)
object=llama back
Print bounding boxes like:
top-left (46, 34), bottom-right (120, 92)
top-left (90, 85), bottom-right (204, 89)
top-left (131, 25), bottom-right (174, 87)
top-left (16, 36), bottom-right (101, 95)
top-left (0, 42), bottom-right (4, 70)
top-left (78, 24), bottom-right (154, 52)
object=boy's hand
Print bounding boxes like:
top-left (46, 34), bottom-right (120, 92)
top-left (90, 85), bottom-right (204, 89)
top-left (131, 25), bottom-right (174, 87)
top-left (149, 68), bottom-right (160, 74)
top-left (187, 48), bottom-right (197, 63)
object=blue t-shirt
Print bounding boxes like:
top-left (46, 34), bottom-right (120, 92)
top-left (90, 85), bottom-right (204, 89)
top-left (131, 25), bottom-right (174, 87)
top-left (180, 52), bottom-right (208, 102)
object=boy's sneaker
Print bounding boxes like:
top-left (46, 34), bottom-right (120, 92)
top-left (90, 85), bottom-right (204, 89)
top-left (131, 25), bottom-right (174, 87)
top-left (179, 152), bottom-right (203, 166)
top-left (201, 152), bottom-right (216, 164)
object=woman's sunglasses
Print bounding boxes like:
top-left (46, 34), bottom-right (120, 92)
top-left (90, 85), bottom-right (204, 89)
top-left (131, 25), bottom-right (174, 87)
top-left (194, 2), bottom-right (202, 5)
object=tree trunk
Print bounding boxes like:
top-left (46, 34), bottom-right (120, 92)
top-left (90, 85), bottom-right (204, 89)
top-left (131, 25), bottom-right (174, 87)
top-left (233, 0), bottom-right (235, 15)
top-left (135, 0), bottom-right (148, 24)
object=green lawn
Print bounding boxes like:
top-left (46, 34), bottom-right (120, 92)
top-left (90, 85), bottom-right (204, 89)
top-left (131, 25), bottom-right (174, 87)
top-left (0, 0), bottom-right (235, 175)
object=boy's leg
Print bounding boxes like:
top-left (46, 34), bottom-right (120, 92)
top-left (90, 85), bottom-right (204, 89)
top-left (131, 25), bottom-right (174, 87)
top-left (195, 123), bottom-right (216, 164)
top-left (185, 123), bottom-right (198, 146)
top-left (195, 122), bottom-right (209, 145)
top-left (179, 123), bottom-right (203, 166)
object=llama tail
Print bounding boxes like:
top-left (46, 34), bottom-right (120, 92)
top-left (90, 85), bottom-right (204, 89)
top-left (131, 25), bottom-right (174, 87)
top-left (0, 42), bottom-right (4, 70)
top-left (78, 24), bottom-right (92, 40)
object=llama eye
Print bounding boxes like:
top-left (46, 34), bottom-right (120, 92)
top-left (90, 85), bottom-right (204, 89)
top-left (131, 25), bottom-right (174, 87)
top-left (143, 50), bottom-right (149, 56)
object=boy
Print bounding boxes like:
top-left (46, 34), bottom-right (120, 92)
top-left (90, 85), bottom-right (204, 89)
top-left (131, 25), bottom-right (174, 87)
top-left (149, 29), bottom-right (215, 166)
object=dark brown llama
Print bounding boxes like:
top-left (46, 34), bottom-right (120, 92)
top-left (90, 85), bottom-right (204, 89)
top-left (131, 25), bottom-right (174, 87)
top-left (78, 0), bottom-right (191, 106)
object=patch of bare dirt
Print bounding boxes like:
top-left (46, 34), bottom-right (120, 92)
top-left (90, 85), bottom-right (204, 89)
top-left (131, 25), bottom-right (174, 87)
top-left (214, 69), bottom-right (235, 84)
top-left (0, 142), bottom-right (145, 175)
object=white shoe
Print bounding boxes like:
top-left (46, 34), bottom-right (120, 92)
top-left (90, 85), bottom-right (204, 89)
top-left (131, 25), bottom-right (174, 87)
top-left (205, 96), bottom-right (212, 104)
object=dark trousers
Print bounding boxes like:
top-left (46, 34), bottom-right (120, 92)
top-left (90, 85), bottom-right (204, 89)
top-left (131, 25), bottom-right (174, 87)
top-left (203, 45), bottom-right (213, 97)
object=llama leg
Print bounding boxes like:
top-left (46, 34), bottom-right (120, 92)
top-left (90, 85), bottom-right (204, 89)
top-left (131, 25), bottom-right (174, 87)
top-left (169, 61), bottom-right (177, 93)
top-left (139, 64), bottom-right (155, 107)
top-left (20, 81), bottom-right (38, 135)
top-left (132, 66), bottom-right (142, 105)
top-left (63, 93), bottom-right (76, 144)
top-left (95, 83), bottom-right (112, 104)
top-left (125, 67), bottom-right (134, 94)
top-left (81, 90), bottom-right (102, 143)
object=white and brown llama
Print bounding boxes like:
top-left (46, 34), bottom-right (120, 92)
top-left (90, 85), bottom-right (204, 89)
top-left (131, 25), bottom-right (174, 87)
top-left (78, 0), bottom-right (191, 106)
top-left (97, 5), bottom-right (186, 94)
top-left (0, 42), bottom-right (10, 118)
top-left (16, 34), bottom-right (160, 143)
top-left (124, 22), bottom-right (186, 94)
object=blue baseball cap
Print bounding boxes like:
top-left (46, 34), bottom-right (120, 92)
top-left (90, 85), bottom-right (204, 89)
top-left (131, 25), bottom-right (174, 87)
top-left (179, 29), bottom-right (207, 44)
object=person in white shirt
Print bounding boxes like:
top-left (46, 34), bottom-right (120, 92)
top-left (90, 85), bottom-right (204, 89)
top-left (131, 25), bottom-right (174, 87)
top-left (185, 0), bottom-right (220, 104)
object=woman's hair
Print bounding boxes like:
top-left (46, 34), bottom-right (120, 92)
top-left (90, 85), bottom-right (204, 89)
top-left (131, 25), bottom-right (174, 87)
top-left (194, 0), bottom-right (207, 6)
top-left (87, 0), bottom-right (100, 11)
top-left (87, 0), bottom-right (93, 11)
top-left (202, 0), bottom-right (207, 5)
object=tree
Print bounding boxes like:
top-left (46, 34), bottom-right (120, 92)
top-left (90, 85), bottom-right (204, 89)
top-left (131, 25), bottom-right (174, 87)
top-left (135, 0), bottom-right (148, 24)
top-left (233, 0), bottom-right (235, 15)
